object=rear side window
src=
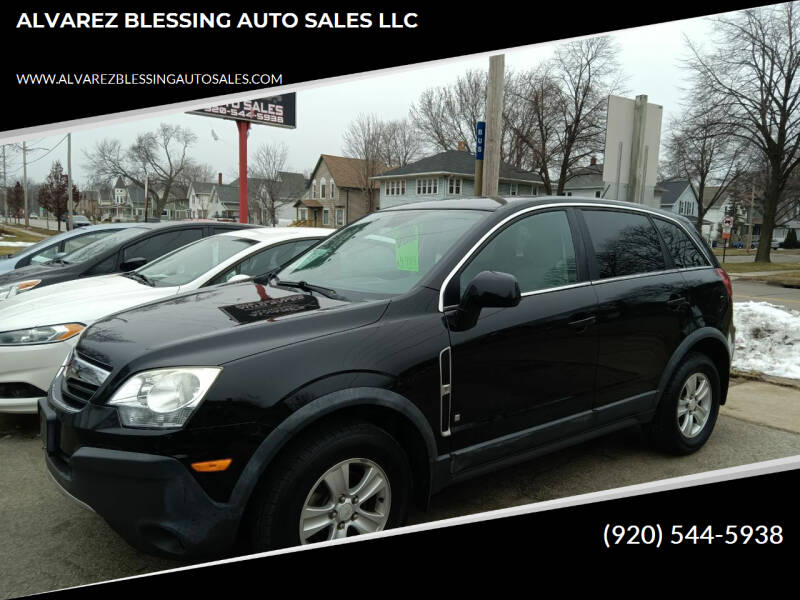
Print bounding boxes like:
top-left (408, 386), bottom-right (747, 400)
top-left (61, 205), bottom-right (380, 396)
top-left (654, 219), bottom-right (709, 268)
top-left (582, 209), bottom-right (666, 279)
top-left (122, 228), bottom-right (203, 263)
top-left (460, 210), bottom-right (578, 295)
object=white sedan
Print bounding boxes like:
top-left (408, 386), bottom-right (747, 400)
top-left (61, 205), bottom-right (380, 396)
top-left (0, 227), bottom-right (328, 413)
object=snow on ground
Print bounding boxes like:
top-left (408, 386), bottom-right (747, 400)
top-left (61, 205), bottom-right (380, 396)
top-left (733, 301), bottom-right (800, 380)
top-left (0, 235), bottom-right (34, 247)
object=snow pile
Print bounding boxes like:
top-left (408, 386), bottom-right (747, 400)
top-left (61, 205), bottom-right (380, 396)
top-left (733, 301), bottom-right (800, 379)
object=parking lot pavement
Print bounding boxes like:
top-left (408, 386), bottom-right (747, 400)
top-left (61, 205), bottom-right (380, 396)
top-left (732, 279), bottom-right (800, 311)
top-left (2, 379), bottom-right (799, 598)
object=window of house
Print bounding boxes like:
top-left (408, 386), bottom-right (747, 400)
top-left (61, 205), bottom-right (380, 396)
top-left (508, 183), bottom-right (518, 196)
top-left (448, 178), bottom-right (462, 195)
top-left (582, 209), bottom-right (666, 279)
top-left (321, 178), bottom-right (327, 199)
top-left (312, 181), bottom-right (317, 198)
top-left (386, 180), bottom-right (406, 196)
top-left (322, 209), bottom-right (330, 226)
top-left (417, 178), bottom-right (438, 195)
top-left (595, 191), bottom-right (601, 198)
top-left (331, 182), bottom-right (336, 199)
top-left (299, 207), bottom-right (308, 220)
top-left (335, 208), bottom-right (345, 227)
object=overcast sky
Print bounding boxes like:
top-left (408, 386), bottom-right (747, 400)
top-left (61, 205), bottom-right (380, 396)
top-left (6, 11), bottom-right (720, 186)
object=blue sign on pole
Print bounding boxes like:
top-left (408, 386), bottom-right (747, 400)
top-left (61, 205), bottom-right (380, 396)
top-left (476, 121), bottom-right (486, 160)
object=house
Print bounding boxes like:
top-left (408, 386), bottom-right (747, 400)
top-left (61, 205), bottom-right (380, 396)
top-left (102, 176), bottom-right (147, 221)
top-left (372, 150), bottom-right (545, 209)
top-left (562, 158), bottom-right (608, 198)
top-left (657, 179), bottom-right (699, 224)
top-left (229, 172), bottom-right (307, 225)
top-left (188, 181), bottom-right (217, 219)
top-left (294, 155), bottom-right (388, 228)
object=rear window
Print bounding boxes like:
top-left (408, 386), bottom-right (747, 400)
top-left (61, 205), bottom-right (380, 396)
top-left (582, 209), bottom-right (666, 279)
top-left (653, 218), bottom-right (709, 269)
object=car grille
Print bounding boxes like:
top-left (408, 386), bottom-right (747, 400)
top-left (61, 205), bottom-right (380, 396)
top-left (60, 352), bottom-right (111, 406)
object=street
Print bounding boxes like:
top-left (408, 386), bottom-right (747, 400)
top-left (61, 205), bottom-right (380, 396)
top-left (732, 278), bottom-right (800, 310)
top-left (1, 377), bottom-right (798, 598)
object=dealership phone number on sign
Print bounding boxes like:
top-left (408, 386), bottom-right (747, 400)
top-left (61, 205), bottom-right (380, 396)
top-left (602, 524), bottom-right (784, 547)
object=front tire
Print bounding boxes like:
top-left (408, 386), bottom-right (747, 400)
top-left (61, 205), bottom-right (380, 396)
top-left (646, 352), bottom-right (721, 455)
top-left (246, 420), bottom-right (412, 551)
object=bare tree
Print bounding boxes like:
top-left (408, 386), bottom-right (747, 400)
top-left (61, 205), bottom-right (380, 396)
top-left (84, 123), bottom-right (198, 216)
top-left (551, 36), bottom-right (625, 194)
top-left (664, 91), bottom-right (750, 232)
top-left (377, 119), bottom-right (423, 168)
top-left (250, 141), bottom-right (292, 226)
top-left (505, 65), bottom-right (564, 192)
top-left (342, 113), bottom-right (385, 213)
top-left (685, 3), bottom-right (800, 261)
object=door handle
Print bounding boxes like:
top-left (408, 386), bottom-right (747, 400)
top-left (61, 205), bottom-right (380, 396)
top-left (567, 315), bottom-right (596, 331)
top-left (667, 296), bottom-right (688, 311)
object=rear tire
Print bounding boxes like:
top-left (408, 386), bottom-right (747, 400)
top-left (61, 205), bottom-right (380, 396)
top-left (245, 419), bottom-right (412, 551)
top-left (646, 352), bottom-right (721, 455)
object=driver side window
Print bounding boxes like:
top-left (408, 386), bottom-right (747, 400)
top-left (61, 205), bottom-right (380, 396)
top-left (459, 210), bottom-right (578, 296)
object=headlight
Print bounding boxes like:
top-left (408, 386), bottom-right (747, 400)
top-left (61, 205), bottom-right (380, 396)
top-left (108, 367), bottom-right (221, 429)
top-left (0, 279), bottom-right (42, 301)
top-left (0, 323), bottom-right (85, 345)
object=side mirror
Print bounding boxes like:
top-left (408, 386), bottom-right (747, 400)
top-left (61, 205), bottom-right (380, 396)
top-left (120, 256), bottom-right (148, 271)
top-left (460, 270), bottom-right (521, 312)
top-left (452, 271), bottom-right (521, 330)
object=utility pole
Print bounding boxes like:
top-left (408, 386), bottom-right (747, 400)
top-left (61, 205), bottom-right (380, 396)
top-left (22, 141), bottom-right (29, 228)
top-left (482, 54), bottom-right (505, 197)
top-left (67, 133), bottom-right (73, 230)
top-left (628, 95), bottom-right (648, 204)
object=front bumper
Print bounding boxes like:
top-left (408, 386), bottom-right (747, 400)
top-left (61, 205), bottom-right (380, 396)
top-left (39, 397), bottom-right (242, 557)
top-left (0, 339), bottom-right (75, 414)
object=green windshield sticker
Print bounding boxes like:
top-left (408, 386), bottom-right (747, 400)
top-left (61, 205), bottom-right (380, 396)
top-left (395, 225), bottom-right (419, 272)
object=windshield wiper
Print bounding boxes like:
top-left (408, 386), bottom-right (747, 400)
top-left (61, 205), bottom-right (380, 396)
top-left (273, 278), bottom-right (339, 299)
top-left (124, 271), bottom-right (156, 287)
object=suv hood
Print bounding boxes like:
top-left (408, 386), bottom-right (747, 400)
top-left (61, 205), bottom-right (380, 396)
top-left (78, 280), bottom-right (390, 372)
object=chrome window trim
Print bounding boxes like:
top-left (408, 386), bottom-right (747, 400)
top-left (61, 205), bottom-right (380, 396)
top-left (438, 202), bottom-right (715, 312)
top-left (520, 281), bottom-right (590, 297)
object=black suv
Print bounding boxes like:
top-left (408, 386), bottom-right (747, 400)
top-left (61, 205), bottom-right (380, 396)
top-left (40, 197), bottom-right (734, 557)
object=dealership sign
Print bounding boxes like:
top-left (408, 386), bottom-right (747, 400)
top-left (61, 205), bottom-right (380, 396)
top-left (189, 93), bottom-right (296, 128)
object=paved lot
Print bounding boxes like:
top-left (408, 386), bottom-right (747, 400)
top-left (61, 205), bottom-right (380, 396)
top-left (717, 250), bottom-right (800, 264)
top-left (1, 378), bottom-right (798, 598)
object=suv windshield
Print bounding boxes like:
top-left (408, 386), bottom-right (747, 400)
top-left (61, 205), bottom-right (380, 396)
top-left (135, 235), bottom-right (257, 287)
top-left (59, 227), bottom-right (146, 264)
top-left (275, 209), bottom-right (485, 299)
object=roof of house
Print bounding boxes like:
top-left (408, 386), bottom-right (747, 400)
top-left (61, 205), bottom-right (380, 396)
top-left (294, 198), bottom-right (323, 208)
top-left (372, 150), bottom-right (543, 184)
top-left (315, 154), bottom-right (389, 189)
top-left (658, 179), bottom-right (694, 207)
top-left (190, 181), bottom-right (215, 195)
top-left (563, 163), bottom-right (604, 190)
top-left (214, 184), bottom-right (241, 207)
top-left (228, 172), bottom-right (307, 200)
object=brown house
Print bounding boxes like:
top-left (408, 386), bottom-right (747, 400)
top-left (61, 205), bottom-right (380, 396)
top-left (295, 154), bottom-right (388, 228)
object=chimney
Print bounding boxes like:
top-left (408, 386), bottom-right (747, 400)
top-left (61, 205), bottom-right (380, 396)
top-left (457, 141), bottom-right (466, 152)
top-left (590, 156), bottom-right (597, 166)
top-left (218, 172), bottom-right (223, 185)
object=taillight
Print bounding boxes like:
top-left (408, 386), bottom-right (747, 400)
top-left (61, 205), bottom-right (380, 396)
top-left (716, 268), bottom-right (732, 298)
